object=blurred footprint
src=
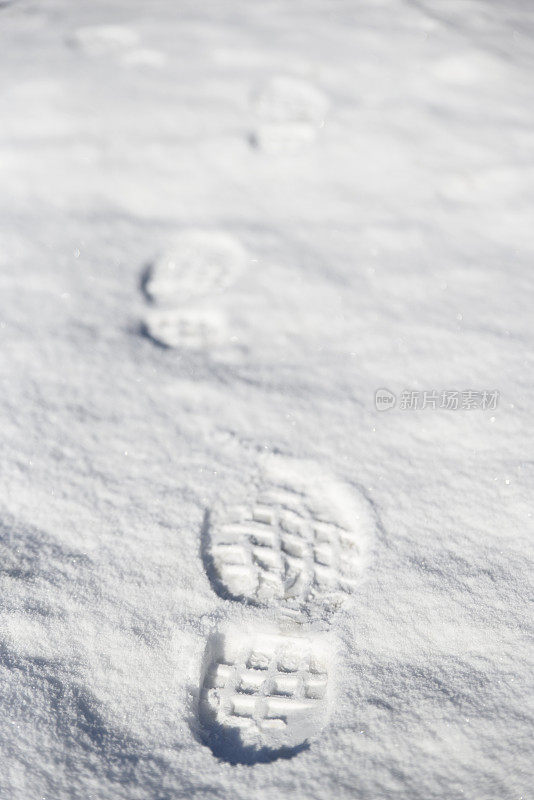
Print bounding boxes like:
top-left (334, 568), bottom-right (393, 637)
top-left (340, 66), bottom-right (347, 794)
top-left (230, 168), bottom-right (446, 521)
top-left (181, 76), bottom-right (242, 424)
top-left (67, 25), bottom-right (140, 57)
top-left (142, 230), bottom-right (247, 307)
top-left (120, 48), bottom-right (166, 69)
top-left (250, 76), bottom-right (328, 154)
top-left (141, 306), bottom-right (228, 350)
top-left (431, 50), bottom-right (507, 87)
top-left (139, 229), bottom-right (248, 352)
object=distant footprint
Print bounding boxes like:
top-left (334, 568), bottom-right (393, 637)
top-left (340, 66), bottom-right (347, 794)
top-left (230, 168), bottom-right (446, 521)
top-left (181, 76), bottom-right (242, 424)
top-left (250, 76), bottom-right (328, 153)
top-left (431, 50), bottom-right (506, 87)
top-left (199, 625), bottom-right (330, 763)
top-left (139, 229), bottom-right (247, 352)
top-left (203, 456), bottom-right (373, 617)
top-left (120, 48), bottom-right (166, 69)
top-left (141, 306), bottom-right (228, 350)
top-left (143, 230), bottom-right (247, 307)
top-left (67, 25), bottom-right (140, 56)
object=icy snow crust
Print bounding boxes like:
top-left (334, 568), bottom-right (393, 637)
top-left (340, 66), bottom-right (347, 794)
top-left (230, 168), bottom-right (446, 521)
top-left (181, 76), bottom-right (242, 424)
top-left (0, 0), bottom-right (533, 798)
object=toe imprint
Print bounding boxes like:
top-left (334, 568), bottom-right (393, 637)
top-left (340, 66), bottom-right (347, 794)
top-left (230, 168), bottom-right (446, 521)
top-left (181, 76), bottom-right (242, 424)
top-left (204, 456), bottom-right (374, 615)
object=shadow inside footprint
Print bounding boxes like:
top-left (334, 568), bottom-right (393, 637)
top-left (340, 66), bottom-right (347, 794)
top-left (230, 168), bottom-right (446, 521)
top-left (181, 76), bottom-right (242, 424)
top-left (138, 262), bottom-right (154, 304)
top-left (202, 724), bottom-right (310, 765)
top-left (199, 509), bottom-right (223, 598)
top-left (199, 509), bottom-right (250, 604)
top-left (138, 317), bottom-right (173, 350)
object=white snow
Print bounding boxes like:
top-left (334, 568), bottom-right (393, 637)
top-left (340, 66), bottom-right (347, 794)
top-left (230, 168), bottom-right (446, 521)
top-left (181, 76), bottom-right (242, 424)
top-left (0, 0), bottom-right (532, 797)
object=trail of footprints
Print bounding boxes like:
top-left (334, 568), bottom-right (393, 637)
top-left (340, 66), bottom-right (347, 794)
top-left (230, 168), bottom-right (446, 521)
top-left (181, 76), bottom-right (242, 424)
top-left (138, 75), bottom-right (327, 347)
top-left (199, 457), bottom-right (374, 763)
top-left (131, 76), bottom-right (363, 762)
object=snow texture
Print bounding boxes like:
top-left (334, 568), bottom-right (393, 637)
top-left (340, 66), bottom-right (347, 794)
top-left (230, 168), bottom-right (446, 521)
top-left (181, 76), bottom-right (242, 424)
top-left (0, 0), bottom-right (533, 798)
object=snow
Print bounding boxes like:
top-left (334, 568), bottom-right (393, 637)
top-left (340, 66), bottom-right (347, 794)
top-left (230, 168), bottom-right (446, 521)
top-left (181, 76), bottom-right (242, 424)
top-left (0, 0), bottom-right (532, 797)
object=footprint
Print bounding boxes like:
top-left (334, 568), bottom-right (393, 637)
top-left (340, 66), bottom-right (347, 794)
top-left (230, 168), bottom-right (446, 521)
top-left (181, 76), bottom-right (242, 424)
top-left (203, 456), bottom-right (374, 616)
top-left (143, 230), bottom-right (247, 308)
top-left (197, 457), bottom-right (373, 761)
top-left (67, 25), bottom-right (140, 56)
top-left (139, 229), bottom-right (247, 353)
top-left (120, 48), bottom-right (166, 69)
top-left (141, 306), bottom-right (228, 350)
top-left (199, 625), bottom-right (330, 763)
top-left (250, 76), bottom-right (328, 153)
top-left (431, 50), bottom-right (507, 87)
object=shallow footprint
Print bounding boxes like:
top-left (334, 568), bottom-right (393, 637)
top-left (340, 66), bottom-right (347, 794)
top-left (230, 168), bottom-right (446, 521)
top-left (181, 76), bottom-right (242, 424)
top-left (199, 625), bottom-right (330, 763)
top-left (67, 25), bottom-right (140, 56)
top-left (204, 456), bottom-right (374, 616)
top-left (250, 76), bottom-right (328, 154)
top-left (140, 306), bottom-right (229, 350)
top-left (143, 230), bottom-right (248, 308)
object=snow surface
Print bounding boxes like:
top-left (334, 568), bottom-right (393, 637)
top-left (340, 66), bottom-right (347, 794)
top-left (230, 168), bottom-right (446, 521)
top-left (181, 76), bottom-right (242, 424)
top-left (0, 0), bottom-right (533, 797)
